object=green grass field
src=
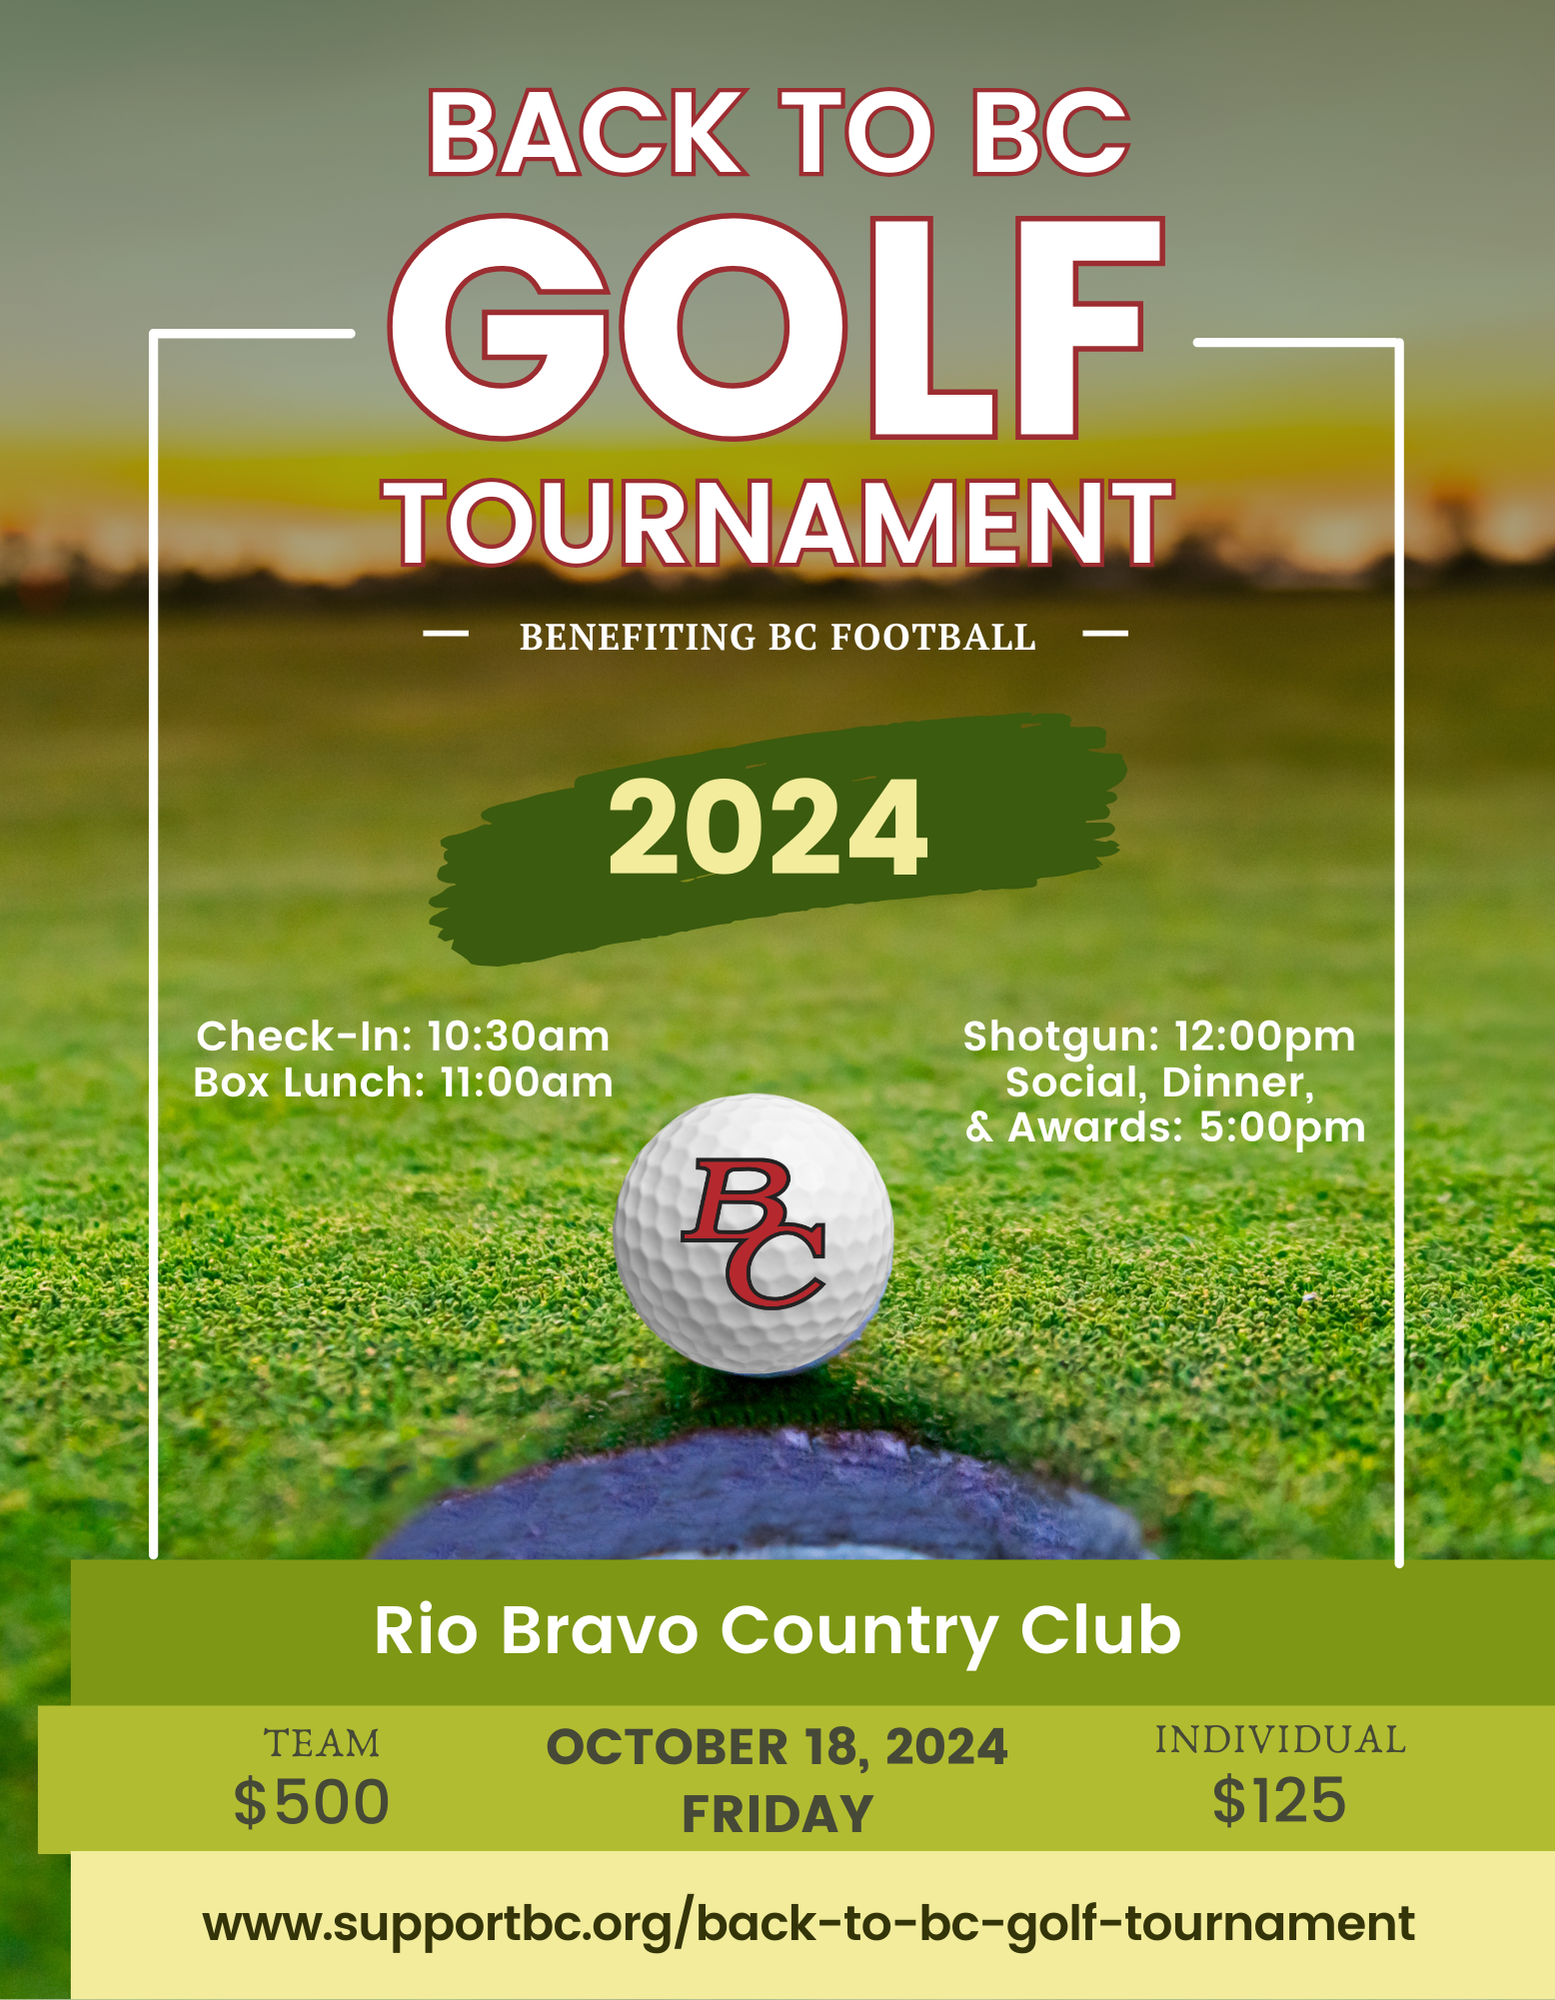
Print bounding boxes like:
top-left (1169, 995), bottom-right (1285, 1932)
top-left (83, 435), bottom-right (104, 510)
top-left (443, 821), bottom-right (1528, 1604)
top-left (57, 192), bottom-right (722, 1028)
top-left (2, 584), bottom-right (1553, 1992)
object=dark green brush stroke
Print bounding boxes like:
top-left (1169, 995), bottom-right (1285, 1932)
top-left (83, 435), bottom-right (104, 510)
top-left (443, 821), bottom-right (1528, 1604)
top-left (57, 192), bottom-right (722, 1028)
top-left (432, 713), bottom-right (1125, 967)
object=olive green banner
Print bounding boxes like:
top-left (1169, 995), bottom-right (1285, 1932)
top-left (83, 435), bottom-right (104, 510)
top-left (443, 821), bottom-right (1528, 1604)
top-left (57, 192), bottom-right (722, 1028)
top-left (431, 713), bottom-right (1123, 965)
top-left (70, 1563), bottom-right (1553, 1708)
top-left (39, 1706), bottom-right (1546, 1854)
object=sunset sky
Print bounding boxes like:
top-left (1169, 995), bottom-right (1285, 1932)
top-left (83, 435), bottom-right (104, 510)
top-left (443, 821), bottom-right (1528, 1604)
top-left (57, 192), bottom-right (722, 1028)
top-left (4, 0), bottom-right (1549, 579)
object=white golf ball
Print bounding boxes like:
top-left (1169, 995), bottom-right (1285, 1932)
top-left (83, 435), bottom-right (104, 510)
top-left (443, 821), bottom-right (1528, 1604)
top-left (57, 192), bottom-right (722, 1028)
top-left (613, 1094), bottom-right (894, 1376)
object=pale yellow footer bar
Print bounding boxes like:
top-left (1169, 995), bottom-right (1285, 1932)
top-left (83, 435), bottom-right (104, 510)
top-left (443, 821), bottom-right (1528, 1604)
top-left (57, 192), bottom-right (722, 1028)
top-left (71, 1850), bottom-right (1550, 2000)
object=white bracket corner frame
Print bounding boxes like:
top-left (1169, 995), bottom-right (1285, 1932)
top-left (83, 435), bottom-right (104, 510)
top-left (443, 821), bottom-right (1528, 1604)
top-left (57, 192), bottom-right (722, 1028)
top-left (142, 329), bottom-right (1404, 1569)
top-left (1193, 336), bottom-right (1405, 1565)
top-left (146, 329), bottom-right (356, 1559)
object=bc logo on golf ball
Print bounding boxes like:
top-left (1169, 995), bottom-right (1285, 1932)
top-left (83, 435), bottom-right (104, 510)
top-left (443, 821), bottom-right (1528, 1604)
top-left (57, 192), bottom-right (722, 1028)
top-left (613, 1094), bottom-right (894, 1376)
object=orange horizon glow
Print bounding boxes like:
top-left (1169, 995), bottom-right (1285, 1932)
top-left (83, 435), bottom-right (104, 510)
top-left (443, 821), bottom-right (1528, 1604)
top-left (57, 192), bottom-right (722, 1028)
top-left (4, 409), bottom-right (1552, 584)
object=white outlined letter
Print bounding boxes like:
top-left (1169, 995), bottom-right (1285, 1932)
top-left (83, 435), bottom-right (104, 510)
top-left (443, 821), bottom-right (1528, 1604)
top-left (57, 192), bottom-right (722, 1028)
top-left (1045, 89), bottom-right (1130, 175)
top-left (872, 219), bottom-right (995, 438)
top-left (672, 88), bottom-right (748, 175)
top-left (579, 90), bottom-right (666, 175)
top-left (1016, 216), bottom-right (1163, 438)
top-left (778, 88), bottom-right (845, 174)
top-left (846, 90), bottom-right (934, 175)
top-left (389, 216), bottom-right (608, 440)
top-left (1030, 480), bottom-right (1104, 565)
top-left (379, 479), bottom-right (445, 565)
top-left (542, 480), bottom-right (612, 566)
top-left (429, 90), bottom-right (496, 175)
top-left (697, 481), bottom-right (772, 565)
top-left (447, 480), bottom-right (534, 565)
top-left (621, 217), bottom-right (845, 439)
top-left (1109, 479), bottom-right (1175, 564)
top-left (974, 90), bottom-right (1040, 175)
top-left (499, 89), bottom-right (580, 175)
top-left (623, 482), bottom-right (688, 566)
top-left (778, 482), bottom-right (856, 565)
top-left (968, 481), bottom-right (1019, 565)
top-left (862, 481), bottom-right (955, 567)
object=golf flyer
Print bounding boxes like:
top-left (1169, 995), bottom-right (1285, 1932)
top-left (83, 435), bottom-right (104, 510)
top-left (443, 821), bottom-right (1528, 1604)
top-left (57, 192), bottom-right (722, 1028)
top-left (5, 2), bottom-right (1552, 1995)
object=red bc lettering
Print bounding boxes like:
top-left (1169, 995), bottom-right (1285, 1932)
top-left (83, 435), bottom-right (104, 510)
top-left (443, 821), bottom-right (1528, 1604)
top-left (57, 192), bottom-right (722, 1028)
top-left (681, 1157), bottom-right (826, 1309)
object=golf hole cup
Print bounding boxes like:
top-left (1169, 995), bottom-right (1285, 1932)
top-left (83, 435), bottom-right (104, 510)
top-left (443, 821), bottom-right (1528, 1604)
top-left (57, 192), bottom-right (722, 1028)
top-left (613, 1094), bottom-right (894, 1376)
